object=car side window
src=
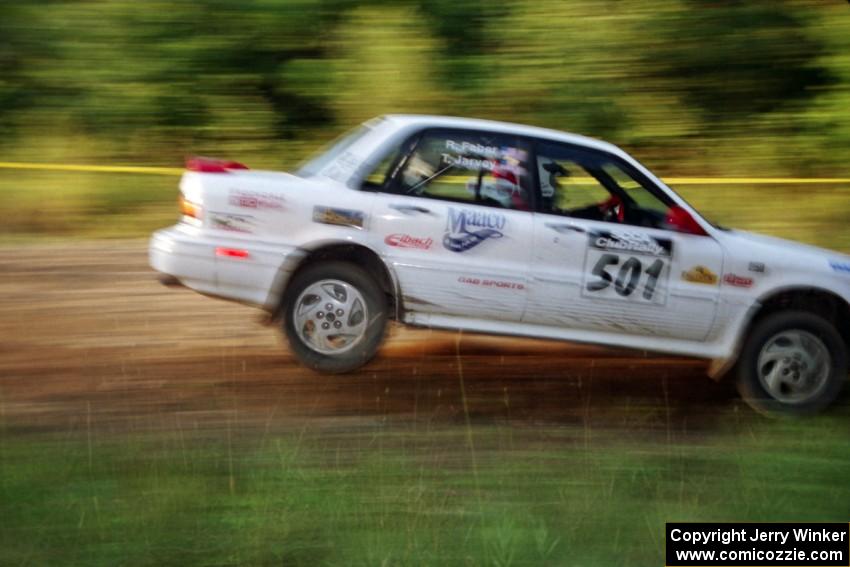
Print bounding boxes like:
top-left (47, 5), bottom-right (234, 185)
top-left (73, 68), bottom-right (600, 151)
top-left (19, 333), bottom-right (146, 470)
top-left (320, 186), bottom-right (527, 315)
top-left (391, 130), bottom-right (532, 211)
top-left (601, 163), bottom-right (670, 219)
top-left (536, 141), bottom-right (673, 230)
top-left (360, 148), bottom-right (401, 191)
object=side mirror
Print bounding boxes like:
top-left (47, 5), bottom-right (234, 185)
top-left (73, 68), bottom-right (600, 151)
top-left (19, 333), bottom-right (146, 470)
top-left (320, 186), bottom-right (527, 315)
top-left (666, 206), bottom-right (707, 236)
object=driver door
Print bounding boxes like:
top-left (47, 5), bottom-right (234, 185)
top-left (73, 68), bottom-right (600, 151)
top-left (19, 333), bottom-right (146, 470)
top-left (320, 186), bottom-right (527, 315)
top-left (525, 140), bottom-right (723, 341)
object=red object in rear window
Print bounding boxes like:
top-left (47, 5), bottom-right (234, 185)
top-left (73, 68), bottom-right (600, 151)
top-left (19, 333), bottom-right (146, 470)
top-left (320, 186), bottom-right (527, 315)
top-left (186, 156), bottom-right (249, 173)
top-left (666, 205), bottom-right (707, 236)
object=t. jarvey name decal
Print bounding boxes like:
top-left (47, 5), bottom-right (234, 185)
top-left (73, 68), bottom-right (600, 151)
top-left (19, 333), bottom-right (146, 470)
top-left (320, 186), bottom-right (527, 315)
top-left (443, 207), bottom-right (505, 253)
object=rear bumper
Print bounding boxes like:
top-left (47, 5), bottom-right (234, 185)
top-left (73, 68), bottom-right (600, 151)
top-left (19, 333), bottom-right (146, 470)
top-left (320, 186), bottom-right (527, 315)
top-left (149, 224), bottom-right (300, 308)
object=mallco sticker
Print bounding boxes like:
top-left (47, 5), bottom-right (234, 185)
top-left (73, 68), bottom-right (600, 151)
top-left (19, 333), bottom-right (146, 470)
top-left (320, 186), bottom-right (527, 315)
top-left (681, 266), bottom-right (718, 285)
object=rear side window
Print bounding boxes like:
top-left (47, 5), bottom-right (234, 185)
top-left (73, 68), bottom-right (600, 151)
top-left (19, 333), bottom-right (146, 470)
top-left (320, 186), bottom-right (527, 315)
top-left (392, 129), bottom-right (533, 211)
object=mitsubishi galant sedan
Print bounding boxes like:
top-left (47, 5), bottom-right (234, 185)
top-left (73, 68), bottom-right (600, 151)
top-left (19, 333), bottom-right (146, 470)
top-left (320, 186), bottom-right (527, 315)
top-left (150, 115), bottom-right (850, 416)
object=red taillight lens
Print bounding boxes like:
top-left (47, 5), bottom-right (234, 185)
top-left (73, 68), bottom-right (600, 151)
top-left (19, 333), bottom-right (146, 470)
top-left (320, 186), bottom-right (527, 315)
top-left (186, 156), bottom-right (249, 173)
top-left (178, 195), bottom-right (203, 220)
top-left (215, 247), bottom-right (250, 259)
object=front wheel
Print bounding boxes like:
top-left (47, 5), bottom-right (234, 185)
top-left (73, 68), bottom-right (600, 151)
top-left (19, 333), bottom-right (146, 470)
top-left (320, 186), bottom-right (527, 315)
top-left (736, 311), bottom-right (847, 417)
top-left (282, 261), bottom-right (388, 373)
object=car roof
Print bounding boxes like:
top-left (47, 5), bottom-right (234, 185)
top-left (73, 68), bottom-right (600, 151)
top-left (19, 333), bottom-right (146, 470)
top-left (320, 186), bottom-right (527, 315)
top-left (380, 114), bottom-right (624, 157)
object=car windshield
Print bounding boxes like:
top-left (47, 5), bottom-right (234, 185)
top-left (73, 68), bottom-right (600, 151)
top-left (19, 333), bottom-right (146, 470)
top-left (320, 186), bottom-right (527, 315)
top-left (295, 124), bottom-right (372, 178)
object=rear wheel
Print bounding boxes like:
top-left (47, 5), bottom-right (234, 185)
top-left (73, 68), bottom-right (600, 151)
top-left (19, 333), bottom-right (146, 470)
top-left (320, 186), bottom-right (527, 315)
top-left (736, 311), bottom-right (847, 416)
top-left (282, 261), bottom-right (388, 373)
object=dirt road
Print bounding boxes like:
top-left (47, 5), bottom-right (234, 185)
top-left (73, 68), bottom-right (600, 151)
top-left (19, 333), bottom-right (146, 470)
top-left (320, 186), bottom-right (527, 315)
top-left (0, 241), bottom-right (741, 435)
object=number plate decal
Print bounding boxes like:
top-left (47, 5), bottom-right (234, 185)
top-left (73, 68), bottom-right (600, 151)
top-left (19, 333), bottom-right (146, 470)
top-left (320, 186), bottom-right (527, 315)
top-left (581, 229), bottom-right (673, 305)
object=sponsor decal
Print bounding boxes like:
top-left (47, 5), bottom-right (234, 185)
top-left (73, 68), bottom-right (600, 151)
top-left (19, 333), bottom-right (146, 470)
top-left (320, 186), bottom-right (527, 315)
top-left (385, 233), bottom-right (433, 250)
top-left (312, 206), bottom-right (365, 228)
top-left (209, 212), bottom-right (254, 233)
top-left (228, 189), bottom-right (285, 210)
top-left (829, 260), bottom-right (850, 275)
top-left (681, 265), bottom-right (718, 285)
top-left (748, 261), bottom-right (766, 274)
top-left (458, 276), bottom-right (525, 290)
top-left (723, 273), bottom-right (754, 288)
top-left (443, 207), bottom-right (505, 252)
top-left (589, 230), bottom-right (672, 258)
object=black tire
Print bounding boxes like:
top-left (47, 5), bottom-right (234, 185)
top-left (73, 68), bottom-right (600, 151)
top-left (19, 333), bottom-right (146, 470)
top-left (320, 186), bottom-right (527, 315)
top-left (282, 261), bottom-right (388, 373)
top-left (736, 310), bottom-right (847, 417)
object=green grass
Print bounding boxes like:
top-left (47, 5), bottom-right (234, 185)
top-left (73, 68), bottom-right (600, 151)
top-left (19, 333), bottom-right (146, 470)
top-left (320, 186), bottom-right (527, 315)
top-left (0, 170), bottom-right (178, 239)
top-left (2, 416), bottom-right (849, 566)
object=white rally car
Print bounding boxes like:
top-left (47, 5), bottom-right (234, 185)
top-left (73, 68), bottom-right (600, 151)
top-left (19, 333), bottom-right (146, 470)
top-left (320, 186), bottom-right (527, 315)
top-left (150, 115), bottom-right (850, 416)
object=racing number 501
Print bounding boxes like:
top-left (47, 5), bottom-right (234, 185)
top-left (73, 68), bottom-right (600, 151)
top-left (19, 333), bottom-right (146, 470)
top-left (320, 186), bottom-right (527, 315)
top-left (586, 254), bottom-right (664, 300)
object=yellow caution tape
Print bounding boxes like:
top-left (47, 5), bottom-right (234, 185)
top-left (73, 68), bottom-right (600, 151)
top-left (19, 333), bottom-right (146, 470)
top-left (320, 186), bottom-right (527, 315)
top-left (0, 162), bottom-right (183, 176)
top-left (0, 161), bottom-right (848, 185)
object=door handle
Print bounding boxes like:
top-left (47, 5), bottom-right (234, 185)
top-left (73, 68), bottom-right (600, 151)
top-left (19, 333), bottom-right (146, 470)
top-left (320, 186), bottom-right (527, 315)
top-left (389, 203), bottom-right (433, 215)
top-left (545, 222), bottom-right (585, 234)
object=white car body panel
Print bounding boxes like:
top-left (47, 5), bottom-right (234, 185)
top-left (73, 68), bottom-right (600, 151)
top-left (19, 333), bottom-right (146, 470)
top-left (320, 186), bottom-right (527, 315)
top-left (149, 114), bottom-right (850, 371)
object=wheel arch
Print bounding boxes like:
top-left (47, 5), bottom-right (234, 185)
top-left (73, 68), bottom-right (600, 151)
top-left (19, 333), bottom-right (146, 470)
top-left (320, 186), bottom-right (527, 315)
top-left (709, 285), bottom-right (850, 379)
top-left (267, 240), bottom-right (401, 321)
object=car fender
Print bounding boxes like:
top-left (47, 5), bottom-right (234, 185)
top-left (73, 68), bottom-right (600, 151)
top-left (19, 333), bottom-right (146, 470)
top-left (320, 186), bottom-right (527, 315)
top-left (263, 235), bottom-right (403, 321)
top-left (708, 280), bottom-right (850, 379)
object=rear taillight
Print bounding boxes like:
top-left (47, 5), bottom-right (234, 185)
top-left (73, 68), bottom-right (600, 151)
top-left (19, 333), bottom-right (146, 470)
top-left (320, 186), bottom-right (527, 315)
top-left (178, 194), bottom-right (203, 220)
top-left (185, 156), bottom-right (249, 173)
top-left (215, 247), bottom-right (250, 259)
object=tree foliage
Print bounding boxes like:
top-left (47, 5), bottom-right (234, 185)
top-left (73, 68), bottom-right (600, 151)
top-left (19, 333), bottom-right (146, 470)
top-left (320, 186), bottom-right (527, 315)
top-left (1, 0), bottom-right (848, 174)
